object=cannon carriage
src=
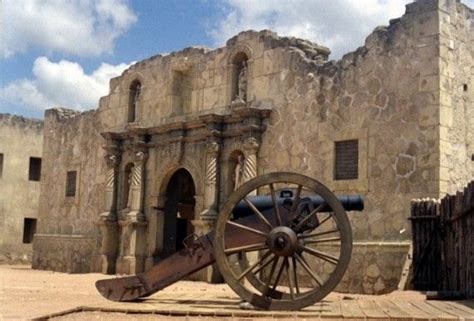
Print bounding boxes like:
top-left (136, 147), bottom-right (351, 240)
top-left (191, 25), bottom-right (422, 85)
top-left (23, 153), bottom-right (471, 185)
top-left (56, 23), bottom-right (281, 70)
top-left (96, 172), bottom-right (364, 310)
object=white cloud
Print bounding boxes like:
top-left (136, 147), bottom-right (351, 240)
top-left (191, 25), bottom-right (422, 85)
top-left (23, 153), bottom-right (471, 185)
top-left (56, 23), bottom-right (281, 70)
top-left (0, 57), bottom-right (132, 112)
top-left (0, 0), bottom-right (136, 58)
top-left (210, 0), bottom-right (414, 59)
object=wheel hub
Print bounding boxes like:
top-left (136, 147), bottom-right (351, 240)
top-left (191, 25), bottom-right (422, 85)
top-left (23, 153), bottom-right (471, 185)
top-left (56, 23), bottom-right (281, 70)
top-left (267, 226), bottom-right (298, 256)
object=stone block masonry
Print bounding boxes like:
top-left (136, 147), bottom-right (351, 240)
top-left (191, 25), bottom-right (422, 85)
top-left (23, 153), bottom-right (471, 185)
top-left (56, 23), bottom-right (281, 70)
top-left (0, 114), bottom-right (43, 263)
top-left (33, 0), bottom-right (473, 295)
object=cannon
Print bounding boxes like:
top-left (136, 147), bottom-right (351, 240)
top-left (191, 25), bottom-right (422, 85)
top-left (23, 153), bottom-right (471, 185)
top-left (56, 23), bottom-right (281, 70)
top-left (96, 172), bottom-right (364, 310)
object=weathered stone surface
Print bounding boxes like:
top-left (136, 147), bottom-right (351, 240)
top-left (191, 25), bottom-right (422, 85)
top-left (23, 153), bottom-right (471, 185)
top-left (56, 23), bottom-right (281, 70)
top-left (0, 114), bottom-right (43, 263)
top-left (32, 0), bottom-right (473, 295)
top-left (367, 264), bottom-right (381, 278)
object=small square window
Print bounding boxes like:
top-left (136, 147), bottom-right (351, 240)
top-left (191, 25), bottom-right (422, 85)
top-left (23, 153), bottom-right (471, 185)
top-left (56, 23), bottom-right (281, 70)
top-left (334, 140), bottom-right (359, 180)
top-left (65, 171), bottom-right (77, 197)
top-left (23, 218), bottom-right (37, 244)
top-left (29, 157), bottom-right (42, 181)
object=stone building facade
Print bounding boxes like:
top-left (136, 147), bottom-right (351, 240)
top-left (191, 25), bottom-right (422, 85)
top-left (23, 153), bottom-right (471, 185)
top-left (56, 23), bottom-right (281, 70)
top-left (0, 114), bottom-right (43, 263)
top-left (33, 0), bottom-right (473, 294)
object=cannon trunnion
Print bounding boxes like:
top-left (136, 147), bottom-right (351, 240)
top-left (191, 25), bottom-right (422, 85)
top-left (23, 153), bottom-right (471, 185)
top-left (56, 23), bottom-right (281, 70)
top-left (96, 172), bottom-right (364, 310)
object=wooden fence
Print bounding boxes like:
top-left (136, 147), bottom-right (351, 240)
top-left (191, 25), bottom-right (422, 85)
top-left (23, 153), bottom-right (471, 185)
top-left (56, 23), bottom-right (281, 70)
top-left (410, 182), bottom-right (474, 298)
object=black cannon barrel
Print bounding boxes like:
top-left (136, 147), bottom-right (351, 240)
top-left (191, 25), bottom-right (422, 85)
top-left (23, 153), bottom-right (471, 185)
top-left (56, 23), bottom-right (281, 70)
top-left (233, 194), bottom-right (364, 218)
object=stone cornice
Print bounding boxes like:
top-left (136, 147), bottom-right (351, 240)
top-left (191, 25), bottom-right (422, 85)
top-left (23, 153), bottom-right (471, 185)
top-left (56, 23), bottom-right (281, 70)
top-left (100, 106), bottom-right (272, 145)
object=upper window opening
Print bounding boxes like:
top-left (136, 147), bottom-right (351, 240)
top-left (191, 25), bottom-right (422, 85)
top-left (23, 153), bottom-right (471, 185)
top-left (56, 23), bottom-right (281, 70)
top-left (28, 157), bottom-right (42, 181)
top-left (128, 80), bottom-right (141, 122)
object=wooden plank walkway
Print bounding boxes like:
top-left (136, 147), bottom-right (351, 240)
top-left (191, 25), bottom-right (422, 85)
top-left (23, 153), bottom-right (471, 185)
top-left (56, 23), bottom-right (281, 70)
top-left (35, 293), bottom-right (474, 320)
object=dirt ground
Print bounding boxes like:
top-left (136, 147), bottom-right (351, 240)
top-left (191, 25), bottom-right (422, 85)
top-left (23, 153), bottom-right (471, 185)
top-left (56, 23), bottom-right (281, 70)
top-left (0, 264), bottom-right (454, 320)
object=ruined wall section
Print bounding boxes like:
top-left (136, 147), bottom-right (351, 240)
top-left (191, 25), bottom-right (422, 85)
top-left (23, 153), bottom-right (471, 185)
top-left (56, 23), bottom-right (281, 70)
top-left (438, 2), bottom-right (473, 194)
top-left (32, 109), bottom-right (105, 273)
top-left (255, 1), bottom-right (445, 293)
top-left (259, 0), bottom-right (442, 242)
top-left (98, 31), bottom-right (329, 134)
top-left (0, 114), bottom-right (43, 262)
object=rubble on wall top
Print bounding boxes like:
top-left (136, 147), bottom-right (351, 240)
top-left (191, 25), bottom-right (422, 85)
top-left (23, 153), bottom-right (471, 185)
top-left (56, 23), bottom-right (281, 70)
top-left (128, 46), bottom-right (212, 71)
top-left (117, 0), bottom-right (472, 82)
top-left (0, 113), bottom-right (44, 128)
top-left (46, 107), bottom-right (83, 120)
top-left (120, 29), bottom-right (331, 77)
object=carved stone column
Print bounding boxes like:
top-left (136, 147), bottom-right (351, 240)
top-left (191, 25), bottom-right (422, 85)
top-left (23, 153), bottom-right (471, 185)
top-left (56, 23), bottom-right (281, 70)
top-left (128, 150), bottom-right (147, 219)
top-left (199, 140), bottom-right (221, 222)
top-left (243, 137), bottom-right (259, 183)
top-left (98, 150), bottom-right (121, 274)
top-left (117, 150), bottom-right (148, 274)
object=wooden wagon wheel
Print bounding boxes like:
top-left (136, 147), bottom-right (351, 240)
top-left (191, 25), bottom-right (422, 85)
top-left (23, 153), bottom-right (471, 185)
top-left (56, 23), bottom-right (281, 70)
top-left (214, 172), bottom-right (352, 310)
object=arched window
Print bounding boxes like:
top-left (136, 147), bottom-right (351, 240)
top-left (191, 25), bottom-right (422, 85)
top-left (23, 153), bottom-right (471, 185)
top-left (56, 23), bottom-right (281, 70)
top-left (128, 80), bottom-right (141, 122)
top-left (231, 53), bottom-right (249, 103)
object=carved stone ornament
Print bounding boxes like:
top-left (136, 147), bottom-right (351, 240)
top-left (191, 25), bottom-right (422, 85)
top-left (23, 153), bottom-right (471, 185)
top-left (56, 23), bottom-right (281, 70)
top-left (105, 154), bottom-right (120, 168)
top-left (134, 151), bottom-right (148, 164)
top-left (243, 137), bottom-right (259, 153)
top-left (206, 141), bottom-right (220, 156)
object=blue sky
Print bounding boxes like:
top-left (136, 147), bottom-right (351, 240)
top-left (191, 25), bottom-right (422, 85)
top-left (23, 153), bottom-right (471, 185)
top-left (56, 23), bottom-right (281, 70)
top-left (1, 0), bottom-right (473, 119)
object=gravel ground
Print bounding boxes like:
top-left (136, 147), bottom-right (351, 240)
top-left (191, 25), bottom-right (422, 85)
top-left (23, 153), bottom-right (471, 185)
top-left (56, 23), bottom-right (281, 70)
top-left (0, 264), bottom-right (427, 320)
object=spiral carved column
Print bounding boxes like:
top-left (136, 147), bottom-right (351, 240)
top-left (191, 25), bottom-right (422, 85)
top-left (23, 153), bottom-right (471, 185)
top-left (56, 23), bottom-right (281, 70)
top-left (200, 141), bottom-right (221, 222)
top-left (98, 152), bottom-right (121, 274)
top-left (117, 150), bottom-right (148, 274)
top-left (243, 137), bottom-right (259, 183)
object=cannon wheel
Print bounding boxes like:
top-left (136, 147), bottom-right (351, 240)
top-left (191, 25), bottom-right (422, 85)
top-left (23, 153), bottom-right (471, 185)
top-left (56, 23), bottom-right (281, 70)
top-left (214, 172), bottom-right (352, 310)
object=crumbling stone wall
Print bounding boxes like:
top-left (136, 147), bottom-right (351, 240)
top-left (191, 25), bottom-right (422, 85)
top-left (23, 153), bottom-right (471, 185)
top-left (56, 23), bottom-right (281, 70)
top-left (0, 114), bottom-right (43, 263)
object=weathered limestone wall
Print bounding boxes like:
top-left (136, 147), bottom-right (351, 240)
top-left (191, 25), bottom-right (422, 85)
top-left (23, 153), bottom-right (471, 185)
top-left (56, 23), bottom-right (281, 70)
top-left (32, 109), bottom-right (105, 272)
top-left (438, 2), bottom-right (474, 194)
top-left (98, 33), bottom-right (328, 134)
top-left (0, 114), bottom-right (43, 263)
top-left (32, 0), bottom-right (473, 294)
top-left (255, 1), bottom-right (450, 293)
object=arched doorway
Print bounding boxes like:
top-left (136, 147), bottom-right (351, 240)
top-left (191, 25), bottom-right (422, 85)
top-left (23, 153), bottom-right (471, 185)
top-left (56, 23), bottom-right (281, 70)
top-left (161, 168), bottom-right (196, 259)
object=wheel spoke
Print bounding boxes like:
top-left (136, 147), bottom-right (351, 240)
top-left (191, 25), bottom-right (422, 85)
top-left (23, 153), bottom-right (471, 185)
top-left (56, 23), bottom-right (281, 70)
top-left (291, 256), bottom-right (300, 295)
top-left (237, 251), bottom-right (272, 281)
top-left (298, 228), bottom-right (339, 239)
top-left (269, 183), bottom-right (282, 226)
top-left (227, 221), bottom-right (268, 237)
top-left (294, 202), bottom-right (326, 231)
top-left (300, 245), bottom-right (339, 265)
top-left (285, 258), bottom-right (295, 299)
top-left (304, 236), bottom-right (341, 245)
top-left (243, 197), bottom-right (273, 230)
top-left (225, 242), bottom-right (268, 255)
top-left (262, 256), bottom-right (279, 296)
top-left (318, 213), bottom-right (333, 227)
top-left (295, 252), bottom-right (323, 286)
top-left (252, 254), bottom-right (277, 277)
top-left (291, 184), bottom-right (303, 212)
top-left (271, 258), bottom-right (286, 291)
